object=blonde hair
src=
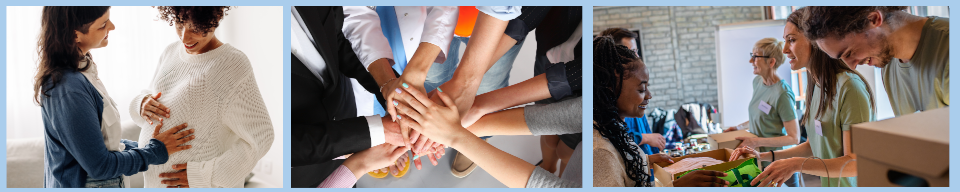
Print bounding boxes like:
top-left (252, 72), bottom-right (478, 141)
top-left (753, 37), bottom-right (785, 68)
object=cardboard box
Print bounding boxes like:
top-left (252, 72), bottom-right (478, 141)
top-left (857, 156), bottom-right (948, 187)
top-left (706, 130), bottom-right (758, 150)
top-left (652, 163), bottom-right (673, 187)
top-left (852, 107), bottom-right (949, 187)
top-left (652, 148), bottom-right (757, 185)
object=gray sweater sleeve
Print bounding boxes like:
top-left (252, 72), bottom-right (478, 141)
top-left (526, 143), bottom-right (583, 188)
top-left (524, 97), bottom-right (582, 135)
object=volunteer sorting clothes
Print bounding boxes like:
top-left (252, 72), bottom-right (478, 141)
top-left (723, 37), bottom-right (801, 187)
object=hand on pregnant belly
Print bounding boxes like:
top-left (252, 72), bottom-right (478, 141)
top-left (160, 163), bottom-right (189, 188)
top-left (141, 92), bottom-right (171, 124)
top-left (152, 119), bottom-right (195, 156)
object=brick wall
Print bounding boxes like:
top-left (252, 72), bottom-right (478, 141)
top-left (594, 6), bottom-right (764, 111)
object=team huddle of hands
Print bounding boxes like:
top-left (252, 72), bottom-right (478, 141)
top-left (351, 78), bottom-right (490, 177)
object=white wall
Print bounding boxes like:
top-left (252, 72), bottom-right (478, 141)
top-left (715, 20), bottom-right (791, 126)
top-left (5, 6), bottom-right (283, 187)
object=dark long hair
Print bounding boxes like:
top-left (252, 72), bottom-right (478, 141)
top-left (788, 7), bottom-right (876, 123)
top-left (593, 36), bottom-right (650, 187)
top-left (34, 6), bottom-right (110, 105)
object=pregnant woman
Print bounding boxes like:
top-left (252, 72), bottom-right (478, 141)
top-left (36, 6), bottom-right (194, 188)
top-left (130, 6), bottom-right (274, 188)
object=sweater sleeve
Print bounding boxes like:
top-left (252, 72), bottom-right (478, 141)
top-left (121, 139), bottom-right (139, 152)
top-left (593, 147), bottom-right (626, 187)
top-left (525, 167), bottom-right (580, 188)
top-left (46, 88), bottom-right (168, 180)
top-left (186, 71), bottom-right (275, 188)
top-left (524, 97), bottom-right (581, 135)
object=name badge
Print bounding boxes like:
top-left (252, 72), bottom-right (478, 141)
top-left (815, 120), bottom-right (824, 136)
top-left (758, 101), bottom-right (772, 115)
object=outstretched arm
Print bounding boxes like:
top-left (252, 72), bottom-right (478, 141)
top-left (460, 74), bottom-right (551, 127)
top-left (433, 11), bottom-right (516, 116)
top-left (395, 87), bottom-right (580, 187)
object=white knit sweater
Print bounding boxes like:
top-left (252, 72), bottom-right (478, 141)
top-left (130, 42), bottom-right (274, 188)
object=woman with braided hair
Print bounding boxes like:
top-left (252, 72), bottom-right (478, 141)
top-left (592, 36), bottom-right (728, 187)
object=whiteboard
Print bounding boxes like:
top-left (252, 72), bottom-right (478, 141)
top-left (715, 20), bottom-right (794, 126)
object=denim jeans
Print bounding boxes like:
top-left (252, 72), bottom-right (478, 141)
top-left (84, 175), bottom-right (123, 188)
top-left (423, 36), bottom-right (524, 94)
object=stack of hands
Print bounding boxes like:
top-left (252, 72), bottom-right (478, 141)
top-left (346, 80), bottom-right (481, 178)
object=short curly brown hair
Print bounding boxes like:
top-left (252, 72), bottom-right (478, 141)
top-left (802, 6), bottom-right (908, 41)
top-left (155, 6), bottom-right (232, 36)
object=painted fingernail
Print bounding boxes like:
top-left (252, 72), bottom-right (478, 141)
top-left (395, 88), bottom-right (402, 94)
top-left (397, 115), bottom-right (402, 120)
top-left (393, 101), bottom-right (398, 106)
top-left (413, 155), bottom-right (419, 159)
top-left (402, 83), bottom-right (409, 88)
top-left (437, 88), bottom-right (443, 92)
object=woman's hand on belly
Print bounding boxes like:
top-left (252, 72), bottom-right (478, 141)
top-left (160, 163), bottom-right (189, 188)
top-left (152, 119), bottom-right (196, 156)
top-left (141, 92), bottom-right (172, 124)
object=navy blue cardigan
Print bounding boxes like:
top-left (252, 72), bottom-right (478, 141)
top-left (40, 70), bottom-right (168, 188)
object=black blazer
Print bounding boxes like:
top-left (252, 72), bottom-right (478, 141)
top-left (291, 6), bottom-right (390, 168)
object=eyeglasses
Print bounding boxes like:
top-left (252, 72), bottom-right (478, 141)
top-left (749, 53), bottom-right (770, 60)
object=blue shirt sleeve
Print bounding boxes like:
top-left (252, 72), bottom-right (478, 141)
top-left (624, 116), bottom-right (657, 154)
top-left (636, 116), bottom-right (660, 152)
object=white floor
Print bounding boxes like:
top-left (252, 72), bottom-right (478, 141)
top-left (357, 135), bottom-right (545, 188)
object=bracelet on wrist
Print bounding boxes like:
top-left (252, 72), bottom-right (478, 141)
top-left (771, 150), bottom-right (776, 162)
top-left (379, 78), bottom-right (397, 93)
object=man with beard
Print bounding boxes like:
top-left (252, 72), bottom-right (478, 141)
top-left (802, 6), bottom-right (948, 116)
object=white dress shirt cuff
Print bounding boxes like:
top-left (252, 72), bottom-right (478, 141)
top-left (477, 6), bottom-right (523, 21)
top-left (365, 115), bottom-right (386, 147)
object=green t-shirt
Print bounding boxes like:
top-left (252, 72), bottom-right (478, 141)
top-left (805, 72), bottom-right (876, 187)
top-left (747, 76), bottom-right (797, 153)
top-left (883, 16), bottom-right (949, 116)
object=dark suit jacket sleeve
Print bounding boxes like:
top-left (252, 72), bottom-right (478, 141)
top-left (335, 28), bottom-right (388, 107)
top-left (291, 116), bottom-right (373, 167)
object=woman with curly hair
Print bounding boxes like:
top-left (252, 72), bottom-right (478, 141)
top-left (35, 6), bottom-right (195, 188)
top-left (591, 36), bottom-right (728, 187)
top-left (129, 6), bottom-right (274, 188)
